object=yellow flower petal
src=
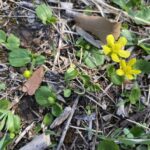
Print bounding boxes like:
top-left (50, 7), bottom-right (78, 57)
top-left (126, 74), bottom-right (134, 80)
top-left (131, 69), bottom-right (141, 74)
top-left (120, 60), bottom-right (126, 69)
top-left (118, 50), bottom-right (130, 58)
top-left (111, 53), bottom-right (120, 62)
top-left (127, 58), bottom-right (136, 66)
top-left (106, 34), bottom-right (115, 47)
top-left (102, 45), bottom-right (111, 55)
top-left (118, 37), bottom-right (127, 46)
top-left (113, 43), bottom-right (122, 53)
top-left (116, 69), bottom-right (124, 76)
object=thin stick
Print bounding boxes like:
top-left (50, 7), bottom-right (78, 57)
top-left (56, 96), bottom-right (80, 150)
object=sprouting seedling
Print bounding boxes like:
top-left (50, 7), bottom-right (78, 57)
top-left (35, 3), bottom-right (57, 25)
top-left (35, 86), bottom-right (62, 117)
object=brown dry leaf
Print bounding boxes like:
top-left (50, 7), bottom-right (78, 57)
top-left (22, 66), bottom-right (44, 95)
top-left (74, 14), bottom-right (121, 44)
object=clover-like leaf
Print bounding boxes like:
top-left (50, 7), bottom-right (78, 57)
top-left (134, 59), bottom-right (150, 74)
top-left (8, 48), bottom-right (31, 67)
top-left (34, 55), bottom-right (46, 65)
top-left (83, 50), bottom-right (104, 68)
top-left (5, 34), bottom-right (20, 51)
top-left (35, 3), bottom-right (56, 24)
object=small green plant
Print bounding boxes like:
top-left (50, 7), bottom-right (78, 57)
top-left (35, 3), bottom-right (57, 25)
top-left (0, 99), bottom-right (21, 150)
top-left (35, 86), bottom-right (62, 117)
top-left (0, 30), bottom-right (46, 67)
top-left (64, 64), bottom-right (101, 93)
top-left (0, 100), bottom-right (20, 134)
top-left (112, 0), bottom-right (150, 25)
top-left (76, 38), bottom-right (104, 69)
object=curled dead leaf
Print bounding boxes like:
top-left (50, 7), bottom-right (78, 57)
top-left (74, 14), bottom-right (121, 44)
top-left (22, 66), bottom-right (44, 95)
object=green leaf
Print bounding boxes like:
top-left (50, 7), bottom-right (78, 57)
top-left (64, 66), bottom-right (79, 81)
top-left (129, 7), bottom-right (150, 25)
top-left (13, 115), bottom-right (20, 132)
top-left (35, 3), bottom-right (56, 24)
top-left (97, 140), bottom-right (119, 150)
top-left (63, 89), bottom-right (71, 98)
top-left (6, 112), bottom-right (15, 133)
top-left (43, 113), bottom-right (53, 126)
top-left (121, 29), bottom-right (138, 45)
top-left (0, 30), bottom-right (6, 43)
top-left (0, 99), bottom-right (10, 110)
top-left (130, 126), bottom-right (145, 137)
top-left (6, 112), bottom-right (20, 133)
top-left (112, 0), bottom-right (128, 11)
top-left (134, 59), bottom-right (150, 74)
top-left (35, 86), bottom-right (56, 107)
top-left (87, 83), bottom-right (101, 92)
top-left (0, 83), bottom-right (6, 91)
top-left (129, 83), bottom-right (141, 104)
top-left (8, 48), bottom-right (31, 67)
top-left (139, 43), bottom-right (150, 54)
top-left (0, 134), bottom-right (6, 150)
top-left (5, 34), bottom-right (20, 51)
top-left (83, 50), bottom-right (104, 68)
top-left (52, 103), bottom-right (62, 117)
top-left (34, 55), bottom-right (46, 65)
top-left (107, 65), bottom-right (124, 85)
top-left (79, 74), bottom-right (90, 86)
top-left (0, 116), bottom-right (7, 131)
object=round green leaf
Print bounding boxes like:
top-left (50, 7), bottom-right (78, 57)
top-left (48, 97), bottom-right (56, 105)
top-left (34, 55), bottom-right (46, 65)
top-left (63, 89), bottom-right (71, 98)
top-left (35, 4), bottom-right (52, 24)
top-left (43, 113), bottom-right (53, 126)
top-left (35, 86), bottom-right (56, 107)
top-left (97, 140), bottom-right (119, 150)
top-left (5, 34), bottom-right (20, 51)
top-left (134, 59), bottom-right (150, 74)
top-left (9, 49), bottom-right (31, 67)
top-left (52, 103), bottom-right (62, 117)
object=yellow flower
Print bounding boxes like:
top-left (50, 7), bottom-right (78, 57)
top-left (102, 34), bottom-right (130, 62)
top-left (116, 58), bottom-right (141, 80)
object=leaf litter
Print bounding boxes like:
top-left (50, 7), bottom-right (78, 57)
top-left (0, 0), bottom-right (150, 150)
